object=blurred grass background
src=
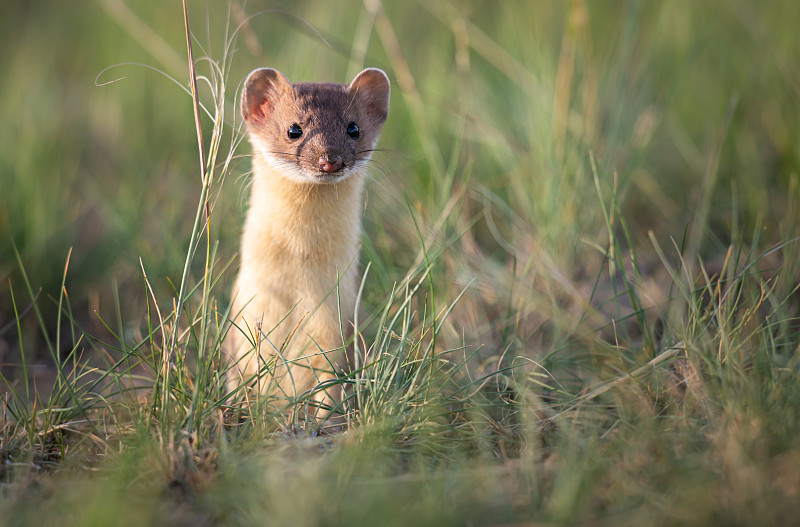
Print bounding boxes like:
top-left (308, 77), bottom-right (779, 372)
top-left (1, 0), bottom-right (800, 525)
top-left (2, 0), bottom-right (798, 364)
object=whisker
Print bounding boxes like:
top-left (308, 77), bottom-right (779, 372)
top-left (236, 168), bottom-right (255, 209)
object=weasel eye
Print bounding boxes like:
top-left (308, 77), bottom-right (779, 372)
top-left (347, 122), bottom-right (360, 139)
top-left (287, 123), bottom-right (303, 139)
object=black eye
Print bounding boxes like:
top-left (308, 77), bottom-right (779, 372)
top-left (287, 123), bottom-right (303, 139)
top-left (347, 122), bottom-right (360, 139)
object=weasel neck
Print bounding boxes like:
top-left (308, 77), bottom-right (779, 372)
top-left (241, 155), bottom-right (365, 267)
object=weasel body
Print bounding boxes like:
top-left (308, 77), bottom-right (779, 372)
top-left (227, 67), bottom-right (390, 415)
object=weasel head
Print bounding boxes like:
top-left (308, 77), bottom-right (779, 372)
top-left (241, 67), bottom-right (390, 185)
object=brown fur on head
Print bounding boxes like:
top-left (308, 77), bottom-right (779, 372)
top-left (241, 67), bottom-right (390, 184)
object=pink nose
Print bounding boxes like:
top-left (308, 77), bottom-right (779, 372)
top-left (319, 155), bottom-right (343, 173)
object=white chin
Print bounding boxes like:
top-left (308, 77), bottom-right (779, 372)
top-left (310, 171), bottom-right (351, 184)
top-left (285, 166), bottom-right (354, 185)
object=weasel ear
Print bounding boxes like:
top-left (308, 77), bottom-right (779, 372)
top-left (241, 68), bottom-right (292, 124)
top-left (348, 68), bottom-right (390, 124)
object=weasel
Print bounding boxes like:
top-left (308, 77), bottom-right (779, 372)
top-left (227, 67), bottom-right (390, 420)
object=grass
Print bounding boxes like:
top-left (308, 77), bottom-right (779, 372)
top-left (2, 0), bottom-right (800, 525)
